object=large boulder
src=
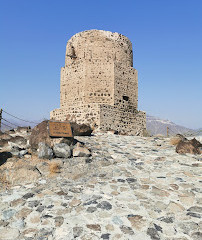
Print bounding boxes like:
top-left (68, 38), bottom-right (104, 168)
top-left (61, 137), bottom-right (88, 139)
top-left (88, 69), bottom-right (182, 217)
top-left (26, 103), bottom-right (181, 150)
top-left (29, 121), bottom-right (75, 150)
top-left (53, 143), bottom-right (71, 158)
top-left (29, 121), bottom-right (52, 150)
top-left (70, 122), bottom-right (92, 136)
top-left (38, 142), bottom-right (53, 159)
top-left (176, 138), bottom-right (202, 154)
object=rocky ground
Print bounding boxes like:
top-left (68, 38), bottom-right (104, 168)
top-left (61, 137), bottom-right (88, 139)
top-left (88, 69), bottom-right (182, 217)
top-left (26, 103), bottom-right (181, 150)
top-left (0, 133), bottom-right (202, 240)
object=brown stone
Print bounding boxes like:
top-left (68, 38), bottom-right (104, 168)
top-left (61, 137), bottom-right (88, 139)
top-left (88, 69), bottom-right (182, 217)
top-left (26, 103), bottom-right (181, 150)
top-left (167, 201), bottom-right (185, 213)
top-left (70, 122), bottom-right (92, 136)
top-left (10, 198), bottom-right (25, 207)
top-left (176, 138), bottom-right (202, 155)
top-left (86, 224), bottom-right (101, 231)
top-left (105, 224), bottom-right (114, 231)
top-left (151, 186), bottom-right (169, 197)
top-left (16, 208), bottom-right (32, 219)
top-left (170, 184), bottom-right (179, 190)
top-left (73, 142), bottom-right (91, 157)
top-left (29, 120), bottom-right (52, 150)
top-left (6, 168), bottom-right (41, 185)
top-left (127, 215), bottom-right (146, 230)
top-left (69, 199), bottom-right (81, 207)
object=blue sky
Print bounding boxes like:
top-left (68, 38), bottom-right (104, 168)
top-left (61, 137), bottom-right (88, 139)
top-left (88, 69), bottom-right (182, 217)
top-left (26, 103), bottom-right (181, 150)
top-left (0, 0), bottom-right (201, 129)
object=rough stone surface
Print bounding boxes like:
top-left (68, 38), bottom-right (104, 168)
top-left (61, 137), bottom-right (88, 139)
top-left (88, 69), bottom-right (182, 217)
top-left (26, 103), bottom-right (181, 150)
top-left (176, 138), bottom-right (202, 154)
top-left (53, 143), bottom-right (71, 158)
top-left (38, 142), bottom-right (53, 159)
top-left (29, 121), bottom-right (52, 150)
top-left (73, 142), bottom-right (91, 157)
top-left (71, 122), bottom-right (93, 136)
top-left (50, 30), bottom-right (146, 136)
top-left (0, 133), bottom-right (201, 240)
top-left (0, 228), bottom-right (20, 240)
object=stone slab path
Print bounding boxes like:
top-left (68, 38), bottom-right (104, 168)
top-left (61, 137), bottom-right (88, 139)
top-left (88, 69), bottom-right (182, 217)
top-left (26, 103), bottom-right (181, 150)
top-left (0, 134), bottom-right (201, 240)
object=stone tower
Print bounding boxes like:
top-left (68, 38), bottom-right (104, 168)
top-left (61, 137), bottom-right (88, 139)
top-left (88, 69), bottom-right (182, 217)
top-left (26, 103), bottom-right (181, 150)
top-left (50, 30), bottom-right (146, 135)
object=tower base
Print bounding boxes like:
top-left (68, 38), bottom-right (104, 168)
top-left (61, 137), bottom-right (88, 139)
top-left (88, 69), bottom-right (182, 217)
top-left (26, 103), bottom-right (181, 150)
top-left (50, 103), bottom-right (146, 136)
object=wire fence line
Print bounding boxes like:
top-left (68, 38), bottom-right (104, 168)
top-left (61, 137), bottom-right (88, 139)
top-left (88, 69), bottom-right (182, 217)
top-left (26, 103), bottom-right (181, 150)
top-left (0, 108), bottom-right (39, 131)
top-left (2, 118), bottom-right (20, 127)
top-left (1, 122), bottom-right (14, 129)
top-left (2, 109), bottom-right (38, 124)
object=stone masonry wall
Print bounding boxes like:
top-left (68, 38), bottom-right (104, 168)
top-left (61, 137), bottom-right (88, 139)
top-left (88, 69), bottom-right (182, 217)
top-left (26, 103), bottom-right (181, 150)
top-left (50, 30), bottom-right (146, 135)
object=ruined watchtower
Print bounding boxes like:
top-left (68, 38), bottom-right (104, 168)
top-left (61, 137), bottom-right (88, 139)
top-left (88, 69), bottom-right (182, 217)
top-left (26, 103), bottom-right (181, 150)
top-left (50, 30), bottom-right (146, 135)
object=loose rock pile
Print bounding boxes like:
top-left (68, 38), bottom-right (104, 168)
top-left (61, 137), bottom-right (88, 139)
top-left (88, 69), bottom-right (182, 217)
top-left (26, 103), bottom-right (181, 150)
top-left (29, 121), bottom-right (91, 159)
top-left (0, 121), bottom-right (91, 186)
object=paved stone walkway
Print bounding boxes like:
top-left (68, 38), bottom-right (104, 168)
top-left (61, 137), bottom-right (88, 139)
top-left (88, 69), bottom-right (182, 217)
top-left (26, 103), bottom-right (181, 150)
top-left (0, 133), bottom-right (201, 240)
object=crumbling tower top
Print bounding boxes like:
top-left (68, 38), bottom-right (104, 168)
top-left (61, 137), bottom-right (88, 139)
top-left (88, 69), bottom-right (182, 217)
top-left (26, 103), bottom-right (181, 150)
top-left (65, 30), bottom-right (133, 67)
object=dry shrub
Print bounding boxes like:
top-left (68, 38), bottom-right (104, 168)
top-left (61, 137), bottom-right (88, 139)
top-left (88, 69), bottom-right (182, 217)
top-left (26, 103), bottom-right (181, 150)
top-left (49, 162), bottom-right (60, 175)
top-left (170, 137), bottom-right (181, 146)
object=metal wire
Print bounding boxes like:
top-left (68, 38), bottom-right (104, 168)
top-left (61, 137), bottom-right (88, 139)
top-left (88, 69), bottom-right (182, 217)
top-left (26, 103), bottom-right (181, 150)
top-left (1, 122), bottom-right (14, 129)
top-left (2, 118), bottom-right (20, 127)
top-left (2, 109), bottom-right (38, 124)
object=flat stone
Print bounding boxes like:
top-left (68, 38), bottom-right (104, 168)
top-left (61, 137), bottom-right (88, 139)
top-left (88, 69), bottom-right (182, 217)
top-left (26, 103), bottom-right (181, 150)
top-left (191, 232), bottom-right (202, 240)
top-left (86, 224), bottom-right (101, 231)
top-left (54, 216), bottom-right (64, 227)
top-left (158, 216), bottom-right (174, 223)
top-left (16, 207), bottom-right (32, 219)
top-left (86, 207), bottom-right (97, 213)
top-left (127, 214), bottom-right (145, 230)
top-left (53, 143), bottom-right (71, 158)
top-left (147, 227), bottom-right (160, 240)
top-left (186, 212), bottom-right (201, 218)
top-left (25, 211), bottom-right (41, 225)
top-left (120, 225), bottom-right (134, 235)
top-left (0, 228), bottom-right (20, 240)
top-left (69, 199), bottom-right (81, 207)
top-left (28, 200), bottom-right (40, 208)
top-left (2, 209), bottom-right (16, 220)
top-left (101, 233), bottom-right (110, 239)
top-left (167, 201), bottom-right (185, 213)
top-left (73, 143), bottom-right (91, 157)
top-left (152, 186), bottom-right (169, 197)
top-left (22, 193), bottom-right (35, 199)
top-left (97, 201), bottom-right (112, 210)
top-left (36, 205), bottom-right (45, 212)
top-left (73, 227), bottom-right (83, 238)
top-left (187, 206), bottom-right (202, 213)
top-left (126, 178), bottom-right (137, 184)
top-left (10, 198), bottom-right (25, 207)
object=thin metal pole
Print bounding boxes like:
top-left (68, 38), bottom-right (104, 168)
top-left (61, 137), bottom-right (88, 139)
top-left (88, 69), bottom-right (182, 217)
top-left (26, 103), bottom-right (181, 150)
top-left (0, 109), bottom-right (2, 131)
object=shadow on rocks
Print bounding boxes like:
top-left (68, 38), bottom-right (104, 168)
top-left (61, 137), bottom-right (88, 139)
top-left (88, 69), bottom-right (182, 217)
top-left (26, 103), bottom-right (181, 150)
top-left (0, 152), bottom-right (12, 166)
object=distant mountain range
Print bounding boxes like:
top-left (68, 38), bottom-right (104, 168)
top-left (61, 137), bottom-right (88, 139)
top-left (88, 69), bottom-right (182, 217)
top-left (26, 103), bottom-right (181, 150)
top-left (1, 115), bottom-right (201, 137)
top-left (146, 115), bottom-right (200, 136)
